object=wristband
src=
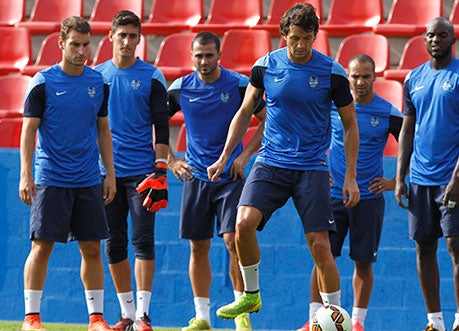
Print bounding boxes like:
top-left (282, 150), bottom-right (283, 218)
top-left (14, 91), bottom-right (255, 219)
top-left (155, 158), bottom-right (168, 165)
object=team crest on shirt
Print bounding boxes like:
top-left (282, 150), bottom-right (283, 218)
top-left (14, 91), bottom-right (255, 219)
top-left (131, 80), bottom-right (141, 90)
top-left (220, 92), bottom-right (230, 103)
top-left (87, 87), bottom-right (96, 98)
top-left (442, 81), bottom-right (453, 91)
top-left (370, 116), bottom-right (380, 127)
top-left (308, 77), bottom-right (319, 89)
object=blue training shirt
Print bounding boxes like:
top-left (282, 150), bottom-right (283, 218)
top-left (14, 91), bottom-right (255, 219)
top-left (250, 48), bottom-right (353, 171)
top-left (404, 58), bottom-right (459, 185)
top-left (168, 67), bottom-right (262, 182)
top-left (23, 64), bottom-right (108, 187)
top-left (94, 58), bottom-right (169, 177)
top-left (329, 94), bottom-right (403, 199)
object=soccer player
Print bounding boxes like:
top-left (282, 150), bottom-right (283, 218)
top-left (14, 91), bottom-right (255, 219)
top-left (19, 16), bottom-right (116, 331)
top-left (395, 17), bottom-right (459, 331)
top-left (297, 54), bottom-right (403, 331)
top-left (167, 31), bottom-right (265, 331)
top-left (207, 2), bottom-right (360, 320)
top-left (94, 10), bottom-right (169, 331)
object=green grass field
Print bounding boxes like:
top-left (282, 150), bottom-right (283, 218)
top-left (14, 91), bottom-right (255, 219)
top-left (0, 321), bottom-right (182, 331)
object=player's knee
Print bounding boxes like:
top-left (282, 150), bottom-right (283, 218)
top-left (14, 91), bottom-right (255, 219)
top-left (105, 244), bottom-right (128, 264)
top-left (134, 242), bottom-right (155, 260)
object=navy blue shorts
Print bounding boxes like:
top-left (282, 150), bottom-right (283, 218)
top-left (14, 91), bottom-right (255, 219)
top-left (408, 183), bottom-right (459, 241)
top-left (329, 197), bottom-right (385, 262)
top-left (238, 162), bottom-right (334, 232)
top-left (104, 175), bottom-right (156, 263)
top-left (180, 177), bottom-right (243, 240)
top-left (30, 185), bottom-right (109, 243)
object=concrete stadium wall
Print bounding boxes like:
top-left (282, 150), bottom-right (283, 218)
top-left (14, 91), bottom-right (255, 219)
top-left (0, 148), bottom-right (456, 330)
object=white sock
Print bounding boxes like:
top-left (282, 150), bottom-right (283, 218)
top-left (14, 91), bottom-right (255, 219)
top-left (309, 302), bottom-right (323, 321)
top-left (194, 297), bottom-right (210, 323)
top-left (428, 312), bottom-right (446, 331)
top-left (117, 291), bottom-right (136, 320)
top-left (319, 290), bottom-right (341, 306)
top-left (454, 313), bottom-right (459, 328)
top-left (239, 261), bottom-right (260, 292)
top-left (136, 291), bottom-right (151, 320)
top-left (352, 307), bottom-right (367, 326)
top-left (234, 290), bottom-right (243, 300)
top-left (24, 290), bottom-right (43, 315)
top-left (85, 290), bottom-right (104, 315)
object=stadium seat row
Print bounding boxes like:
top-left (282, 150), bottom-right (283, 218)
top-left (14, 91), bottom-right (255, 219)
top-left (1, 0), bottom-right (459, 37)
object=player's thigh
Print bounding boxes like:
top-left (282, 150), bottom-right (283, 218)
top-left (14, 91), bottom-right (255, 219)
top-left (214, 178), bottom-right (244, 236)
top-left (328, 198), bottom-right (350, 257)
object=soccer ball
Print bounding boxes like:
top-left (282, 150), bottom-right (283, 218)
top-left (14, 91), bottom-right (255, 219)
top-left (311, 305), bottom-right (352, 331)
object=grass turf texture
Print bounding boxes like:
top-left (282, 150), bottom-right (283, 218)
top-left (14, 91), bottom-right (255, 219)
top-left (0, 321), bottom-right (183, 331)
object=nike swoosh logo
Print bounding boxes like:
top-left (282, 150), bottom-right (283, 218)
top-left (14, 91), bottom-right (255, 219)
top-left (88, 297), bottom-right (94, 300)
top-left (56, 91), bottom-right (67, 96)
top-left (274, 77), bottom-right (285, 82)
top-left (189, 97), bottom-right (200, 102)
top-left (127, 299), bottom-right (134, 303)
top-left (328, 219), bottom-right (335, 224)
top-left (413, 85), bottom-right (425, 91)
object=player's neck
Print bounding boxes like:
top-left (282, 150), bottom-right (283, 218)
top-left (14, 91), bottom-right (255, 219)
top-left (59, 61), bottom-right (84, 76)
top-left (354, 91), bottom-right (374, 105)
top-left (113, 54), bottom-right (137, 69)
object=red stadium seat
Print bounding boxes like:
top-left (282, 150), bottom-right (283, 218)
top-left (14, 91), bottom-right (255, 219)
top-left (373, 0), bottom-right (442, 37)
top-left (142, 0), bottom-right (204, 35)
top-left (278, 29), bottom-right (330, 56)
top-left (450, 0), bottom-right (459, 36)
top-left (373, 79), bottom-right (404, 112)
top-left (191, 0), bottom-right (263, 35)
top-left (383, 134), bottom-right (398, 157)
top-left (0, 117), bottom-right (23, 148)
top-left (253, 0), bottom-right (322, 36)
top-left (0, 75), bottom-right (31, 119)
top-left (335, 34), bottom-right (390, 77)
top-left (321, 0), bottom-right (382, 36)
top-left (91, 35), bottom-right (146, 66)
top-left (0, 27), bottom-right (31, 75)
top-left (383, 35), bottom-right (429, 83)
top-left (153, 33), bottom-right (196, 81)
top-left (169, 110), bottom-right (184, 126)
top-left (89, 0), bottom-right (144, 34)
top-left (0, 0), bottom-right (25, 27)
top-left (220, 29), bottom-right (272, 77)
top-left (18, 0), bottom-right (82, 34)
top-left (175, 123), bottom-right (187, 152)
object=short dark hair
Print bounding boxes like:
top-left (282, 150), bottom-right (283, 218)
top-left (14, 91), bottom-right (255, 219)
top-left (111, 10), bottom-right (141, 33)
top-left (280, 2), bottom-right (319, 37)
top-left (60, 16), bottom-right (91, 41)
top-left (192, 31), bottom-right (221, 52)
top-left (349, 54), bottom-right (376, 73)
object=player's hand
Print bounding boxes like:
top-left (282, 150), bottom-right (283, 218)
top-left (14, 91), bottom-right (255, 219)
top-left (394, 180), bottom-right (409, 209)
top-left (230, 154), bottom-right (249, 180)
top-left (369, 177), bottom-right (395, 195)
top-left (342, 176), bottom-right (360, 208)
top-left (168, 156), bottom-right (194, 183)
top-left (136, 161), bottom-right (168, 212)
top-left (19, 173), bottom-right (36, 206)
top-left (207, 156), bottom-right (229, 182)
top-left (103, 173), bottom-right (116, 205)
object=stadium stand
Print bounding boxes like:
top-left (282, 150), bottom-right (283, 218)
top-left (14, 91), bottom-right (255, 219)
top-left (142, 0), bottom-right (204, 35)
top-left (0, 27), bottom-right (31, 75)
top-left (219, 29), bottom-right (272, 77)
top-left (0, 74), bottom-right (31, 119)
top-left (335, 33), bottom-right (390, 76)
top-left (374, 0), bottom-right (442, 36)
top-left (18, 0), bottom-right (83, 34)
top-left (0, 0), bottom-right (25, 27)
top-left (321, 0), bottom-right (383, 36)
top-left (191, 0), bottom-right (263, 35)
top-left (153, 32), bottom-right (196, 81)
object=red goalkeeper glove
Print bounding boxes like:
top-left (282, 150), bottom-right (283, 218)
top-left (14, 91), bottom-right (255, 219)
top-left (136, 161), bottom-right (168, 213)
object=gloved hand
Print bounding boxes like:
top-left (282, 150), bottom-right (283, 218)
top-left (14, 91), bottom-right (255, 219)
top-left (136, 161), bottom-right (168, 212)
